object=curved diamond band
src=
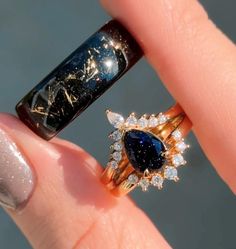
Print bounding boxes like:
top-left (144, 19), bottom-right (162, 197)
top-left (101, 104), bottom-right (192, 196)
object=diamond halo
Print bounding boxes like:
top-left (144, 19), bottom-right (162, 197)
top-left (105, 110), bottom-right (190, 192)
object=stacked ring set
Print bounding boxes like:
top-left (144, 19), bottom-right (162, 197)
top-left (15, 20), bottom-right (192, 197)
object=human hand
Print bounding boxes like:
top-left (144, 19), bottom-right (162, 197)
top-left (0, 0), bottom-right (235, 248)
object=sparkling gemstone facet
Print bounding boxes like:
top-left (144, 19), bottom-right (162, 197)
top-left (157, 113), bottom-right (167, 124)
top-left (126, 115), bottom-right (137, 126)
top-left (110, 130), bottom-right (122, 141)
top-left (109, 160), bottom-right (118, 169)
top-left (176, 141), bottom-right (187, 152)
top-left (106, 111), bottom-right (124, 128)
top-left (172, 129), bottom-right (182, 141)
top-left (112, 151), bottom-right (122, 161)
top-left (113, 141), bottom-right (123, 151)
top-left (127, 174), bottom-right (139, 185)
top-left (123, 129), bottom-right (166, 173)
top-left (151, 175), bottom-right (164, 188)
top-left (164, 166), bottom-right (178, 180)
top-left (148, 116), bottom-right (158, 127)
top-left (138, 117), bottom-right (148, 128)
top-left (139, 178), bottom-right (150, 191)
top-left (172, 154), bottom-right (185, 167)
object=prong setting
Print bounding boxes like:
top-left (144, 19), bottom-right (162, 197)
top-left (105, 109), bottom-right (190, 193)
top-left (106, 110), bottom-right (125, 128)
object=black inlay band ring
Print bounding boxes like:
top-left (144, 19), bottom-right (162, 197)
top-left (16, 20), bottom-right (142, 140)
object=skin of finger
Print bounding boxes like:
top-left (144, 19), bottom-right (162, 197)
top-left (101, 0), bottom-right (236, 193)
top-left (0, 114), bottom-right (170, 249)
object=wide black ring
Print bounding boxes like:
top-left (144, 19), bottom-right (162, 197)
top-left (16, 20), bottom-right (142, 140)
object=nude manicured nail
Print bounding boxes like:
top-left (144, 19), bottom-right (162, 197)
top-left (0, 128), bottom-right (35, 210)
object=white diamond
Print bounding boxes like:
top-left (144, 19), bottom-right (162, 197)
top-left (126, 115), bottom-right (137, 126)
top-left (176, 141), bottom-right (187, 153)
top-left (138, 117), bottom-right (148, 128)
top-left (106, 110), bottom-right (124, 128)
top-left (139, 178), bottom-right (150, 191)
top-left (148, 116), bottom-right (158, 127)
top-left (172, 154), bottom-right (185, 167)
top-left (109, 160), bottom-right (118, 169)
top-left (164, 166), bottom-right (178, 180)
top-left (172, 129), bottom-right (182, 141)
top-left (112, 151), bottom-right (122, 161)
top-left (113, 141), bottom-right (123, 151)
top-left (157, 113), bottom-right (167, 124)
top-left (127, 174), bottom-right (139, 185)
top-left (110, 130), bottom-right (122, 141)
top-left (151, 175), bottom-right (164, 189)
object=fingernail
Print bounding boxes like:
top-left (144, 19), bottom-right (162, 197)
top-left (0, 128), bottom-right (35, 210)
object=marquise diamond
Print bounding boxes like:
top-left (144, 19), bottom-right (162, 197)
top-left (106, 111), bottom-right (124, 128)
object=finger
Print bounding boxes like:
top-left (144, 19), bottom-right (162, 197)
top-left (0, 114), bottom-right (170, 249)
top-left (101, 0), bottom-right (236, 193)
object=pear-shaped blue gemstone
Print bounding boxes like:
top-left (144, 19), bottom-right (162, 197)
top-left (124, 129), bottom-right (166, 173)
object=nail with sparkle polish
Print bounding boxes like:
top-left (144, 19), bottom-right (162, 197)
top-left (0, 129), bottom-right (35, 210)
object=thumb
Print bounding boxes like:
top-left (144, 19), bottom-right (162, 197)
top-left (0, 113), bottom-right (170, 249)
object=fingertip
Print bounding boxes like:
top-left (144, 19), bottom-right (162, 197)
top-left (0, 113), bottom-right (171, 248)
top-left (100, 0), bottom-right (236, 193)
top-left (0, 113), bottom-right (37, 211)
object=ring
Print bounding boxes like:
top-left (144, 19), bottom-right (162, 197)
top-left (15, 20), bottom-right (142, 140)
top-left (101, 104), bottom-right (192, 196)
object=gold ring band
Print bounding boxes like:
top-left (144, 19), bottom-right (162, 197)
top-left (101, 104), bottom-right (192, 197)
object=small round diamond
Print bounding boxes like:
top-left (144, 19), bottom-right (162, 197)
top-left (109, 160), bottom-right (118, 169)
top-left (110, 130), bottom-right (122, 141)
top-left (151, 175), bottom-right (164, 189)
top-left (157, 113), bottom-right (167, 124)
top-left (164, 166), bottom-right (178, 180)
top-left (127, 174), bottom-right (139, 185)
top-left (172, 129), bottom-right (182, 141)
top-left (126, 115), bottom-right (137, 126)
top-left (176, 141), bottom-right (187, 153)
top-left (106, 111), bottom-right (124, 128)
top-left (113, 141), bottom-right (123, 151)
top-left (139, 178), bottom-right (150, 191)
top-left (172, 154), bottom-right (185, 167)
top-left (112, 151), bottom-right (122, 161)
top-left (148, 116), bottom-right (158, 127)
top-left (138, 117), bottom-right (148, 128)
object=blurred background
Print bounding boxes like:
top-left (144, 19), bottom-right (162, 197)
top-left (0, 0), bottom-right (236, 248)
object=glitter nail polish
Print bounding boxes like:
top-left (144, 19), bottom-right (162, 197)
top-left (0, 129), bottom-right (35, 210)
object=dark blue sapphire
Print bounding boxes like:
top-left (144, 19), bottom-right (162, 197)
top-left (124, 129), bottom-right (166, 173)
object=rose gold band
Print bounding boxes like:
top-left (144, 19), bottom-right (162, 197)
top-left (101, 104), bottom-right (192, 197)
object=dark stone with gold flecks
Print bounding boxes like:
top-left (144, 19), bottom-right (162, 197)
top-left (124, 129), bottom-right (166, 173)
top-left (16, 20), bottom-right (142, 140)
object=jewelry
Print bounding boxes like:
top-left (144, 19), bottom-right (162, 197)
top-left (101, 104), bottom-right (192, 196)
top-left (16, 20), bottom-right (142, 140)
